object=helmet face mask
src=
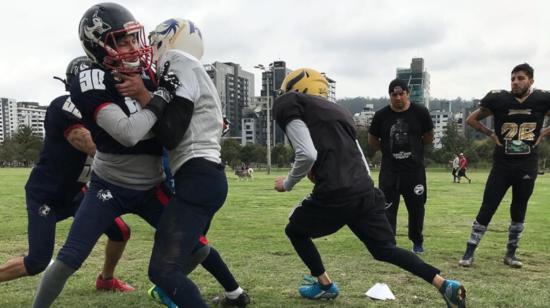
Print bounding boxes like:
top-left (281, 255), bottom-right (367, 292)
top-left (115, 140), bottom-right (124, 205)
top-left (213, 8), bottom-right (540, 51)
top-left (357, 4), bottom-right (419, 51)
top-left (79, 3), bottom-right (152, 73)
top-left (149, 18), bottom-right (204, 63)
top-left (280, 68), bottom-right (329, 98)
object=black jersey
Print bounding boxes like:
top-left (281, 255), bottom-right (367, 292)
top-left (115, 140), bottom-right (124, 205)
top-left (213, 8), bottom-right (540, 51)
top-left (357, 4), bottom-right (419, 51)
top-left (69, 65), bottom-right (162, 156)
top-left (480, 89), bottom-right (550, 170)
top-left (273, 92), bottom-right (373, 206)
top-left (369, 103), bottom-right (433, 171)
top-left (25, 95), bottom-right (90, 200)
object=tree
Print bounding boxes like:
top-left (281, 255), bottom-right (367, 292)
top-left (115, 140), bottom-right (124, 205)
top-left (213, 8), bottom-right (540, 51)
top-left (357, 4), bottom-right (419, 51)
top-left (240, 144), bottom-right (266, 164)
top-left (438, 121), bottom-right (468, 163)
top-left (220, 139), bottom-right (241, 168)
top-left (0, 126), bottom-right (42, 167)
top-left (271, 144), bottom-right (293, 167)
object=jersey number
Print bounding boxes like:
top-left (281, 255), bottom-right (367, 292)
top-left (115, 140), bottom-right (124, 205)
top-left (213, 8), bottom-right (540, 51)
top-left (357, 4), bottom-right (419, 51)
top-left (61, 98), bottom-right (82, 119)
top-left (501, 122), bottom-right (536, 141)
top-left (79, 69), bottom-right (105, 92)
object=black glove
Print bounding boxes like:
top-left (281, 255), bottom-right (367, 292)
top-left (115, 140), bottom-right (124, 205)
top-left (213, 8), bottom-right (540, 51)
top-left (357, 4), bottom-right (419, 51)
top-left (154, 61), bottom-right (181, 103)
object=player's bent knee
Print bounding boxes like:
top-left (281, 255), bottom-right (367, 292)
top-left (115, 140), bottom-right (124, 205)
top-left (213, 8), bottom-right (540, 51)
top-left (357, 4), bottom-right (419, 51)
top-left (285, 223), bottom-right (305, 239)
top-left (183, 244), bottom-right (211, 275)
top-left (24, 255), bottom-right (52, 276)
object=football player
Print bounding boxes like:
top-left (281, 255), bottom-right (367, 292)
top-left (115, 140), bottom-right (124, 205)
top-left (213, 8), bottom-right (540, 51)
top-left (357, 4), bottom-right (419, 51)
top-left (30, 4), bottom-right (201, 308)
top-left (273, 68), bottom-right (466, 307)
top-left (459, 63), bottom-right (550, 268)
top-left (144, 18), bottom-right (249, 308)
top-left (0, 56), bottom-right (133, 293)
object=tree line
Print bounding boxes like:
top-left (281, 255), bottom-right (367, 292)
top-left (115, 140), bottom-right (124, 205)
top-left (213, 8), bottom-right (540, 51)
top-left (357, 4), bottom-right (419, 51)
top-left (3, 123), bottom-right (550, 171)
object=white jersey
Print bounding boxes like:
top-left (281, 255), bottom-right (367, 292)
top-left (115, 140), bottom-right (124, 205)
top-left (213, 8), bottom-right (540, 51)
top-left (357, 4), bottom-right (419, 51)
top-left (159, 49), bottom-right (223, 174)
top-left (452, 157), bottom-right (460, 169)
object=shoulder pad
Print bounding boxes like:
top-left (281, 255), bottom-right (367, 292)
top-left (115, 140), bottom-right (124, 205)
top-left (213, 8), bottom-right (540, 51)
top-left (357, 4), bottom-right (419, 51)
top-left (489, 89), bottom-right (506, 94)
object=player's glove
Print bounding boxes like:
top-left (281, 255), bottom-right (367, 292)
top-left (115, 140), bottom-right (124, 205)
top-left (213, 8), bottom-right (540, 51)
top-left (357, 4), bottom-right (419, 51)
top-left (154, 61), bottom-right (181, 103)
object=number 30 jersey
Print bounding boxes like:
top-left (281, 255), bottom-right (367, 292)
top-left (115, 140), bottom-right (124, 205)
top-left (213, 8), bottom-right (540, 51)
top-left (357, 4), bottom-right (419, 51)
top-left (480, 89), bottom-right (550, 170)
top-left (25, 95), bottom-right (91, 200)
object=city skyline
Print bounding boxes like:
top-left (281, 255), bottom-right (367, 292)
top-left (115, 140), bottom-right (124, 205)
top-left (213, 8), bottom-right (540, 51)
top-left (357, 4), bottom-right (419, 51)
top-left (2, 0), bottom-right (550, 105)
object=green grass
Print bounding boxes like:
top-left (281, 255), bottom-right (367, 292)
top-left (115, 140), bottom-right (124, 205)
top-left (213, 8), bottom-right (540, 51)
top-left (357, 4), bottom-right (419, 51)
top-left (1, 168), bottom-right (550, 307)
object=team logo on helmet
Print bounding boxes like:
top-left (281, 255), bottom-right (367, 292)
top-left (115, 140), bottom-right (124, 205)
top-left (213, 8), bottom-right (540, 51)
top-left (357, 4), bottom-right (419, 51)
top-left (82, 10), bottom-right (112, 44)
top-left (38, 205), bottom-right (51, 217)
top-left (97, 189), bottom-right (113, 202)
top-left (413, 184), bottom-right (425, 196)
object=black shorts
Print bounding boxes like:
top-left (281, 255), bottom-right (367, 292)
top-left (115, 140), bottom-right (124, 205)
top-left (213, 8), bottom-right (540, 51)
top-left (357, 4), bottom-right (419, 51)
top-left (288, 188), bottom-right (395, 242)
top-left (458, 169), bottom-right (466, 176)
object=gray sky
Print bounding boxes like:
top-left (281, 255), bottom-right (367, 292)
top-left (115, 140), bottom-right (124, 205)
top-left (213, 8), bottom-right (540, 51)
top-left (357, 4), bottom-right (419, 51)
top-left (1, 0), bottom-right (550, 105)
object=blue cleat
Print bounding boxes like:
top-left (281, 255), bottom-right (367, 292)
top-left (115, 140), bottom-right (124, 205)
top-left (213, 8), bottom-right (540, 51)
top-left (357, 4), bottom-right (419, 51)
top-left (439, 279), bottom-right (466, 308)
top-left (298, 280), bottom-right (339, 300)
top-left (148, 285), bottom-right (178, 308)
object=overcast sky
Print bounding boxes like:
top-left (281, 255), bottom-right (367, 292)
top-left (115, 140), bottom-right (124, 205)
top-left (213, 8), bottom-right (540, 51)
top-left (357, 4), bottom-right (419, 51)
top-left (2, 0), bottom-right (550, 105)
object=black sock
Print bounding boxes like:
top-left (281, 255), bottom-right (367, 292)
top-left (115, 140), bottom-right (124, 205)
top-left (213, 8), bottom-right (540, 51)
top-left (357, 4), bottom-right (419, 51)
top-left (320, 282), bottom-right (333, 290)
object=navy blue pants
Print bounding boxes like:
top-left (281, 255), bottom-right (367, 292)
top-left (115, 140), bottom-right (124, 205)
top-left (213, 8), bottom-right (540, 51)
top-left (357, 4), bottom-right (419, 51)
top-left (24, 188), bottom-right (130, 275)
top-left (56, 174), bottom-right (170, 270)
top-left (149, 158), bottom-right (227, 308)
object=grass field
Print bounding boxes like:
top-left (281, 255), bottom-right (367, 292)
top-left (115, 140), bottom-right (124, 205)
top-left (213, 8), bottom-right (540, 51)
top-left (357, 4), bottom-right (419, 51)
top-left (1, 168), bottom-right (549, 307)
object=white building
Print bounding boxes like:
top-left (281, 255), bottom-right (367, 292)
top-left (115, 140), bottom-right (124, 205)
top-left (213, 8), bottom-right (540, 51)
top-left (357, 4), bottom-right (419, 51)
top-left (0, 98), bottom-right (46, 142)
top-left (430, 109), bottom-right (453, 149)
top-left (353, 104), bottom-right (376, 129)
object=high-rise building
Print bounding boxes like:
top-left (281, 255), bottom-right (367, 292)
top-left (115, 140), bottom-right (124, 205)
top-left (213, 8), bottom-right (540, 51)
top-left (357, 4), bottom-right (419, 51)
top-left (396, 58), bottom-right (430, 108)
top-left (205, 62), bottom-right (254, 141)
top-left (0, 98), bottom-right (46, 142)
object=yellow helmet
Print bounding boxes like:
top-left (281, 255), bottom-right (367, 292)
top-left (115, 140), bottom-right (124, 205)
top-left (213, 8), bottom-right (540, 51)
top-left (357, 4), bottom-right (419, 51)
top-left (280, 68), bottom-right (329, 98)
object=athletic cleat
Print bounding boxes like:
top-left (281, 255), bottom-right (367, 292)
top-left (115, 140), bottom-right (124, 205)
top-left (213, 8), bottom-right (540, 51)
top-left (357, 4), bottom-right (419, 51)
top-left (298, 281), bottom-right (339, 300)
top-left (412, 243), bottom-right (424, 254)
top-left (439, 279), bottom-right (466, 308)
top-left (301, 274), bottom-right (317, 285)
top-left (212, 292), bottom-right (250, 307)
top-left (458, 257), bottom-right (473, 267)
top-left (503, 255), bottom-right (523, 268)
top-left (96, 274), bottom-right (135, 292)
top-left (148, 285), bottom-right (178, 308)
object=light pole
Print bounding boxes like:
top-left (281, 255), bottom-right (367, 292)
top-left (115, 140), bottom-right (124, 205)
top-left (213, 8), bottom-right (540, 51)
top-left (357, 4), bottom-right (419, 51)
top-left (254, 64), bottom-right (272, 174)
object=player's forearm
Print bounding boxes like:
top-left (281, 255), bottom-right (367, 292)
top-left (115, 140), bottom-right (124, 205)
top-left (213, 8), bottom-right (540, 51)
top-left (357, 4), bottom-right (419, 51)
top-left (467, 109), bottom-right (494, 137)
top-left (96, 104), bottom-right (157, 147)
top-left (284, 120), bottom-right (317, 191)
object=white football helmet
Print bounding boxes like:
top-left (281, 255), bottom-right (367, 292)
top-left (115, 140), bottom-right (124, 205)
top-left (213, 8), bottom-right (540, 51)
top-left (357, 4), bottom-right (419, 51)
top-left (149, 18), bottom-right (204, 62)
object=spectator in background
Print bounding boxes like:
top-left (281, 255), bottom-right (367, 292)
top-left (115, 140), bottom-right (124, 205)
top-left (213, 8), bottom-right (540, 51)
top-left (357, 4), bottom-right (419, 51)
top-left (457, 153), bottom-right (471, 184)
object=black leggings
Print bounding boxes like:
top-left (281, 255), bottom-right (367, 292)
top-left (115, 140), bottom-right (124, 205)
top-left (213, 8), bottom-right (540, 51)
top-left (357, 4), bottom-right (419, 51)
top-left (476, 166), bottom-right (536, 226)
top-left (285, 190), bottom-right (439, 284)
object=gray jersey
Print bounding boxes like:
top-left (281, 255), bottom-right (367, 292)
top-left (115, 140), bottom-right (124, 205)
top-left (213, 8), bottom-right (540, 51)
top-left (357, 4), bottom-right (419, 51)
top-left (159, 50), bottom-right (223, 174)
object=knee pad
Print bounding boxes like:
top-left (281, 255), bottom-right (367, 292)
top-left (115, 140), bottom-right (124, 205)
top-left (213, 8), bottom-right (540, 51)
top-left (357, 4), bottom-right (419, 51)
top-left (183, 244), bottom-right (211, 275)
top-left (104, 217), bottom-right (131, 242)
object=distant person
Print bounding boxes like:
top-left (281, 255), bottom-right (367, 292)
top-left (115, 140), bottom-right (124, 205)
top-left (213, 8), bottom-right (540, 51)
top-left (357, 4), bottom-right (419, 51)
top-left (459, 63), bottom-right (550, 268)
top-left (368, 79), bottom-right (434, 254)
top-left (273, 68), bottom-right (465, 307)
top-left (452, 154), bottom-right (460, 183)
top-left (457, 153), bottom-right (471, 183)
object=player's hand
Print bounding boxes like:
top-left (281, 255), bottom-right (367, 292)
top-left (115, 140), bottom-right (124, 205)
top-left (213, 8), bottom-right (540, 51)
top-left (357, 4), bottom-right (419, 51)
top-left (489, 132), bottom-right (503, 147)
top-left (274, 177), bottom-right (286, 192)
top-left (114, 72), bottom-right (148, 102)
top-left (155, 61), bottom-right (181, 103)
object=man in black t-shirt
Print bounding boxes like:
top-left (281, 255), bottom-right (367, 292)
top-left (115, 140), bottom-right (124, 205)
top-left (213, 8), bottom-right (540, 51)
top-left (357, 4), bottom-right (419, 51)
top-left (459, 63), bottom-right (550, 268)
top-left (273, 68), bottom-right (465, 307)
top-left (368, 79), bottom-right (434, 254)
